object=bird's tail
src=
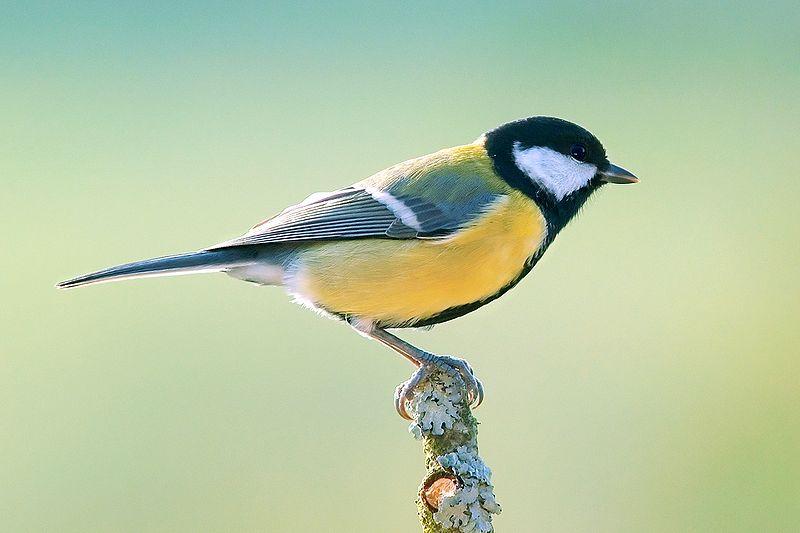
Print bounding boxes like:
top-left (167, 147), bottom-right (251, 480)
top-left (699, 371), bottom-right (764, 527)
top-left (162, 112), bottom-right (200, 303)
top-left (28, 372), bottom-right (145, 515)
top-left (56, 248), bottom-right (257, 289)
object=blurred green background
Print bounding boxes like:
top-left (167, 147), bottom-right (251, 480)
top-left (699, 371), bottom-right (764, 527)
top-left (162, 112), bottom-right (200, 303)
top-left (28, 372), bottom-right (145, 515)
top-left (2, 2), bottom-right (799, 531)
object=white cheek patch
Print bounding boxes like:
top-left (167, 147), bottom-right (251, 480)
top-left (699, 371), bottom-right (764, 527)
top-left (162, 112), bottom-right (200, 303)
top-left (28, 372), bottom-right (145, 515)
top-left (512, 142), bottom-right (597, 200)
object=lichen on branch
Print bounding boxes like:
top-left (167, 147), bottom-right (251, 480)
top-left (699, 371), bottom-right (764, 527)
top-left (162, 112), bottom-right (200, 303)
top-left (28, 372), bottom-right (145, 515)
top-left (406, 368), bottom-right (501, 533)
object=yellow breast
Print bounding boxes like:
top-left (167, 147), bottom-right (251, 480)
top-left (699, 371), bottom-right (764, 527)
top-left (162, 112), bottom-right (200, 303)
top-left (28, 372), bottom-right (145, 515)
top-left (291, 191), bottom-right (547, 326)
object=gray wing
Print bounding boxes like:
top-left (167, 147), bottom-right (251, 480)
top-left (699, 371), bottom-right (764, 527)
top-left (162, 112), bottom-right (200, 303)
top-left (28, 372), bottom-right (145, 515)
top-left (207, 185), bottom-right (499, 249)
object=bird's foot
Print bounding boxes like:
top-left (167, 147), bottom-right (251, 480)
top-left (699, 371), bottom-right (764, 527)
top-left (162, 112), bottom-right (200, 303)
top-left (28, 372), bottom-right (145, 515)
top-left (394, 354), bottom-right (484, 420)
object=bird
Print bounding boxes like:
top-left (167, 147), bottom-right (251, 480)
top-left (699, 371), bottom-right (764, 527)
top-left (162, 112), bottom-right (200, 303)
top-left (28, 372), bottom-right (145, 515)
top-left (57, 116), bottom-right (638, 419)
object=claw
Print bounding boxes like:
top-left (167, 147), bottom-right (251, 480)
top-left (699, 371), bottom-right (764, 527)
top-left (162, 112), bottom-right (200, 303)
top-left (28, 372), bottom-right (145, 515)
top-left (395, 354), bottom-right (484, 420)
top-left (349, 322), bottom-right (485, 420)
top-left (395, 382), bottom-right (412, 420)
top-left (395, 364), bottom-right (432, 420)
top-left (436, 355), bottom-right (484, 409)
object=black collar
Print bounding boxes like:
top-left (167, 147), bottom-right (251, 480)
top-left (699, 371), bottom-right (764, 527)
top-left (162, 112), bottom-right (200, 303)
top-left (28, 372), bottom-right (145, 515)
top-left (484, 135), bottom-right (601, 239)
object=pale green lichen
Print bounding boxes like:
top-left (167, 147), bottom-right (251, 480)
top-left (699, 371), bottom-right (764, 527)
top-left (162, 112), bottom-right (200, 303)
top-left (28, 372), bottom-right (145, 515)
top-left (434, 446), bottom-right (501, 533)
top-left (409, 371), bottom-right (469, 439)
top-left (407, 368), bottom-right (501, 533)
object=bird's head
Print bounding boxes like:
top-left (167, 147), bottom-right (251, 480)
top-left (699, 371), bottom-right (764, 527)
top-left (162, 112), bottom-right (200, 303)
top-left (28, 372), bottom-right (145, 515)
top-left (484, 116), bottom-right (637, 210)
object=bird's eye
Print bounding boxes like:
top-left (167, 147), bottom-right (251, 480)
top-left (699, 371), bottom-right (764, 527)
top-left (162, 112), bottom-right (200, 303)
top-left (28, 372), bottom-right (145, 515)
top-left (570, 143), bottom-right (587, 162)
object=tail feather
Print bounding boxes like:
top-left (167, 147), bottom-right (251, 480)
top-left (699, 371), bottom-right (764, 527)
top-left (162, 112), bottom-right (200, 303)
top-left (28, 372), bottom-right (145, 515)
top-left (56, 249), bottom-right (257, 289)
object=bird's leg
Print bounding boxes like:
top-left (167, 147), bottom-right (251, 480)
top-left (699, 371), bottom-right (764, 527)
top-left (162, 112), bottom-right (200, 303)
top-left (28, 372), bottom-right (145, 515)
top-left (349, 318), bottom-right (484, 420)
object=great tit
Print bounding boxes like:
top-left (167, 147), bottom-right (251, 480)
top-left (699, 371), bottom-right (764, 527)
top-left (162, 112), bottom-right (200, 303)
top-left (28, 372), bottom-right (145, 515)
top-left (58, 116), bottom-right (638, 419)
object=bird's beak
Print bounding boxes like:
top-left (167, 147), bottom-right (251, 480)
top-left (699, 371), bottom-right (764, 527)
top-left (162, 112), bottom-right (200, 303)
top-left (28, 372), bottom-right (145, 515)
top-left (599, 162), bottom-right (639, 184)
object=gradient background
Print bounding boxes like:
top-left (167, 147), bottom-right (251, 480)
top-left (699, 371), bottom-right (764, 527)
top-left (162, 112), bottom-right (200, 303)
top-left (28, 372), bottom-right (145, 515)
top-left (2, 2), bottom-right (799, 531)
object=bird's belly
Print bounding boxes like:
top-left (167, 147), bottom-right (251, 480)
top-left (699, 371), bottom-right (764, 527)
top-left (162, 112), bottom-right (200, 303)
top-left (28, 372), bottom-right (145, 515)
top-left (287, 192), bottom-right (547, 326)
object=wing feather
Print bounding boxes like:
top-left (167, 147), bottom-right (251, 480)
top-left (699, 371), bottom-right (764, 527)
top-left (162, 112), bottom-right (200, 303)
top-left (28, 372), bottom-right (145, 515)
top-left (207, 145), bottom-right (506, 250)
top-left (208, 188), bottom-right (408, 248)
